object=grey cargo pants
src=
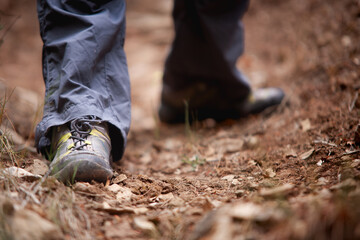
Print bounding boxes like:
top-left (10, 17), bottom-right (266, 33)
top-left (35, 0), bottom-right (251, 161)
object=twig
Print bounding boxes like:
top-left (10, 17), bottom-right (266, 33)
top-left (341, 150), bottom-right (360, 156)
top-left (18, 185), bottom-right (41, 205)
top-left (313, 139), bottom-right (337, 147)
top-left (349, 91), bottom-right (359, 112)
top-left (30, 167), bottom-right (52, 194)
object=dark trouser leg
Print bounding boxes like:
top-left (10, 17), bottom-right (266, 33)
top-left (36, 0), bottom-right (130, 161)
top-left (160, 0), bottom-right (251, 122)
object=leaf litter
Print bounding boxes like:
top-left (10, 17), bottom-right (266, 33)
top-left (1, 0), bottom-right (360, 239)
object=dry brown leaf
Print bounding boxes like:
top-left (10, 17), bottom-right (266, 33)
top-left (300, 148), bottom-right (315, 160)
top-left (112, 174), bottom-right (127, 184)
top-left (2, 167), bottom-right (41, 181)
top-left (259, 183), bottom-right (294, 198)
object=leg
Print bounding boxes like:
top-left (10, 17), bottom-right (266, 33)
top-left (36, 0), bottom-right (130, 182)
top-left (160, 0), bottom-right (284, 122)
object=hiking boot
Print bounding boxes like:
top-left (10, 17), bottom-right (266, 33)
top-left (159, 86), bottom-right (285, 123)
top-left (238, 87), bottom-right (285, 115)
top-left (49, 116), bottom-right (113, 183)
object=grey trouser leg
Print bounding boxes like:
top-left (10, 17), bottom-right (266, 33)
top-left (35, 0), bottom-right (130, 161)
top-left (163, 0), bottom-right (251, 104)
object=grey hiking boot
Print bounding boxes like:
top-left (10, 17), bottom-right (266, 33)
top-left (159, 85), bottom-right (285, 123)
top-left (49, 116), bottom-right (113, 183)
top-left (238, 88), bottom-right (285, 115)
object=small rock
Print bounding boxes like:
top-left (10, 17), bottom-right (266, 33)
top-left (341, 35), bottom-right (352, 47)
top-left (264, 168), bottom-right (276, 178)
top-left (169, 197), bottom-right (185, 208)
top-left (133, 217), bottom-right (159, 237)
top-left (317, 177), bottom-right (329, 185)
top-left (116, 186), bottom-right (134, 202)
top-left (300, 119), bottom-right (311, 132)
top-left (140, 152), bottom-right (152, 164)
top-left (316, 160), bottom-right (324, 166)
top-left (285, 149), bottom-right (298, 158)
top-left (235, 190), bottom-right (245, 197)
top-left (73, 182), bottom-right (99, 194)
top-left (231, 179), bottom-right (241, 186)
top-left (26, 159), bottom-right (49, 176)
top-left (156, 192), bottom-right (174, 202)
top-left (242, 136), bottom-right (259, 149)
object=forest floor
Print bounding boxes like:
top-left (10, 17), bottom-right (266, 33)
top-left (0, 0), bottom-right (360, 239)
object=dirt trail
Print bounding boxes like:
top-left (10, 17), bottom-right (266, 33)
top-left (1, 0), bottom-right (360, 239)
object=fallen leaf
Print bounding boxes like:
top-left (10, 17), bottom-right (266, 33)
top-left (112, 174), bottom-right (127, 184)
top-left (92, 202), bottom-right (148, 215)
top-left (2, 167), bottom-right (41, 181)
top-left (300, 148), bottom-right (315, 160)
top-left (230, 202), bottom-right (285, 222)
top-left (259, 183), bottom-right (294, 198)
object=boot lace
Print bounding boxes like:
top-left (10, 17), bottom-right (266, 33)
top-left (69, 116), bottom-right (102, 151)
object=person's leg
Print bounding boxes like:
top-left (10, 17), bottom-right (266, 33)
top-left (160, 0), bottom-right (284, 123)
top-left (36, 0), bottom-right (130, 182)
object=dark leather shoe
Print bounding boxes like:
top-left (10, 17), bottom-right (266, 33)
top-left (159, 87), bottom-right (285, 123)
top-left (49, 116), bottom-right (113, 183)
